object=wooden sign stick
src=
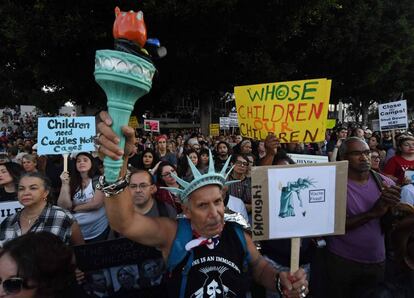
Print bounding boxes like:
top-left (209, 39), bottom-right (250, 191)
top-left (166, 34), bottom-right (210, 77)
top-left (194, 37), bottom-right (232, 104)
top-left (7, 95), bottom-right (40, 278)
top-left (290, 237), bottom-right (300, 273)
top-left (63, 154), bottom-right (69, 173)
top-left (391, 129), bottom-right (396, 148)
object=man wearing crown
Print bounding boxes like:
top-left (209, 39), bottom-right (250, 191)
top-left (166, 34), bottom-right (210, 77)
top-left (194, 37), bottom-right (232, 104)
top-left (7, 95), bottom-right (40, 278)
top-left (96, 111), bottom-right (308, 298)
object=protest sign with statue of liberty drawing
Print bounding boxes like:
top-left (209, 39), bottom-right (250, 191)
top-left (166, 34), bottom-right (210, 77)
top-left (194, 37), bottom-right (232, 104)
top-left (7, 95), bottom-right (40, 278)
top-left (251, 161), bottom-right (348, 240)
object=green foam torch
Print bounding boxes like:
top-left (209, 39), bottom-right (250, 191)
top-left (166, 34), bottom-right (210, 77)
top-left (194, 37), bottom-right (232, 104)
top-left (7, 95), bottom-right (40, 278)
top-left (94, 50), bottom-right (155, 182)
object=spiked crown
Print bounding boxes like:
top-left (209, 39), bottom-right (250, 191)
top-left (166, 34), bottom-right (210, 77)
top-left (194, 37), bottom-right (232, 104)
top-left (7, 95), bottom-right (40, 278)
top-left (161, 150), bottom-right (237, 203)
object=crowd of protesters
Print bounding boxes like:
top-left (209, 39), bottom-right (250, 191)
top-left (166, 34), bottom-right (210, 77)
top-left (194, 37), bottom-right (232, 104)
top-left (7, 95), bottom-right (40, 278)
top-left (0, 104), bottom-right (414, 298)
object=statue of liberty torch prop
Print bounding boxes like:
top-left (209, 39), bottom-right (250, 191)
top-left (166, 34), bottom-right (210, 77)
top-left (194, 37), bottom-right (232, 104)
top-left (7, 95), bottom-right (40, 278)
top-left (94, 8), bottom-right (156, 182)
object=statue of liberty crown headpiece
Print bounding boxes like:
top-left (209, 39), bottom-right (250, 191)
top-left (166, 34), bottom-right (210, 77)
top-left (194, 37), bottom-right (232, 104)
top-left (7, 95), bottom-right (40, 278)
top-left (161, 150), bottom-right (237, 203)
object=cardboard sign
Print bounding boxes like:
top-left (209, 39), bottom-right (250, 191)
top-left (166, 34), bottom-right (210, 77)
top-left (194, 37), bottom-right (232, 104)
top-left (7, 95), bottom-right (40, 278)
top-left (0, 201), bottom-right (23, 223)
top-left (378, 100), bottom-right (408, 131)
top-left (219, 117), bottom-right (230, 130)
top-left (251, 161), bottom-right (348, 240)
top-left (37, 117), bottom-right (96, 155)
top-left (287, 153), bottom-right (329, 164)
top-left (234, 78), bottom-right (332, 142)
top-left (144, 120), bottom-right (160, 132)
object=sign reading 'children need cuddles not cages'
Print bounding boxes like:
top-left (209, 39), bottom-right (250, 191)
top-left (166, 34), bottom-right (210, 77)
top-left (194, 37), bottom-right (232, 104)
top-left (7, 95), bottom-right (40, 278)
top-left (37, 117), bottom-right (96, 155)
top-left (251, 161), bottom-right (348, 241)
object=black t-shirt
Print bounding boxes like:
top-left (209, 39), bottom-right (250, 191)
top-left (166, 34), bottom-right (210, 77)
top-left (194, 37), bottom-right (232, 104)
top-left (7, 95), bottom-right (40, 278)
top-left (0, 188), bottom-right (17, 202)
top-left (168, 223), bottom-right (250, 298)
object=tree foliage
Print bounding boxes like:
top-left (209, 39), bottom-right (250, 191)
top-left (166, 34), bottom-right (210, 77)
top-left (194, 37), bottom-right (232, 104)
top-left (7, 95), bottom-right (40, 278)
top-left (0, 0), bottom-right (413, 117)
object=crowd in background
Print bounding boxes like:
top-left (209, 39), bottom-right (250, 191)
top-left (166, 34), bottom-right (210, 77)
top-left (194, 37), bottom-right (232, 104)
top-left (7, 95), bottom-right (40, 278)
top-left (1, 105), bottom-right (414, 297)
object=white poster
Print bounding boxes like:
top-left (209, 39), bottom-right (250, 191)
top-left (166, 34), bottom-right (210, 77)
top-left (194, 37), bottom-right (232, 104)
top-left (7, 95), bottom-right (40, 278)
top-left (287, 153), bottom-right (328, 164)
top-left (378, 100), bottom-right (408, 131)
top-left (229, 112), bottom-right (239, 127)
top-left (219, 117), bottom-right (230, 130)
top-left (0, 201), bottom-right (23, 223)
top-left (267, 165), bottom-right (336, 238)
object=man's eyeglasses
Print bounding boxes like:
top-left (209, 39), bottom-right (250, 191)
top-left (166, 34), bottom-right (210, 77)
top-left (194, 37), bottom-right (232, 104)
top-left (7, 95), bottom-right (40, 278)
top-left (0, 277), bottom-right (35, 294)
top-left (347, 150), bottom-right (371, 157)
top-left (129, 183), bottom-right (152, 191)
top-left (235, 160), bottom-right (249, 167)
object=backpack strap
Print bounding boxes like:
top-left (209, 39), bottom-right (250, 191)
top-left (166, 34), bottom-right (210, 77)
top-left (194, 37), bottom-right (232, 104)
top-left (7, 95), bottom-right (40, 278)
top-left (166, 218), bottom-right (193, 298)
top-left (166, 218), bottom-right (193, 272)
top-left (370, 169), bottom-right (385, 191)
top-left (233, 223), bottom-right (251, 272)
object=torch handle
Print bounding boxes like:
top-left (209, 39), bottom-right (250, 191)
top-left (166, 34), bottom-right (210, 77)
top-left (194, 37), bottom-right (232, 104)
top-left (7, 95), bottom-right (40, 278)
top-left (104, 105), bottom-right (133, 182)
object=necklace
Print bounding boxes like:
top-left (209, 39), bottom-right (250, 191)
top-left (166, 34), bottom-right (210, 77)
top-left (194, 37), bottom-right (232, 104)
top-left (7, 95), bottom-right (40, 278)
top-left (22, 215), bottom-right (39, 225)
top-left (21, 212), bottom-right (41, 225)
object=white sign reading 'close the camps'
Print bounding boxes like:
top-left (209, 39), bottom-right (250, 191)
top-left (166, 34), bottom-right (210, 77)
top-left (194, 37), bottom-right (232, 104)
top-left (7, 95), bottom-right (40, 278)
top-left (0, 201), bottom-right (23, 224)
top-left (37, 117), bottom-right (96, 155)
top-left (378, 100), bottom-right (408, 131)
top-left (287, 154), bottom-right (329, 164)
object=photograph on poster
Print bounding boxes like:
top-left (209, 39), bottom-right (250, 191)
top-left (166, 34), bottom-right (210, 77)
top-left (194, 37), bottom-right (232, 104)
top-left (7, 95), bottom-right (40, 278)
top-left (110, 265), bottom-right (140, 294)
top-left (268, 165), bottom-right (336, 238)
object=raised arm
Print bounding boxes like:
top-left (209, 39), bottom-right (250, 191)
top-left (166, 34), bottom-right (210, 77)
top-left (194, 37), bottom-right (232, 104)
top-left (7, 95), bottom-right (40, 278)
top-left (57, 171), bottom-right (73, 210)
top-left (260, 134), bottom-right (279, 166)
top-left (97, 111), bottom-right (177, 257)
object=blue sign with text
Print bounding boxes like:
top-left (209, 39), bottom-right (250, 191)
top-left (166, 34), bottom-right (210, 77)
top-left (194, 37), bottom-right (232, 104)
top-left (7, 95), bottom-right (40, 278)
top-left (37, 117), bottom-right (96, 155)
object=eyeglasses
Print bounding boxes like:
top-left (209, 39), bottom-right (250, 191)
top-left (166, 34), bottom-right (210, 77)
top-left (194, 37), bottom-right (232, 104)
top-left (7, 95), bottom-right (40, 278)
top-left (129, 183), bottom-right (152, 191)
top-left (161, 171), bottom-right (176, 178)
top-left (347, 150), bottom-right (371, 157)
top-left (235, 160), bottom-right (249, 167)
top-left (371, 155), bottom-right (380, 160)
top-left (0, 277), bottom-right (34, 294)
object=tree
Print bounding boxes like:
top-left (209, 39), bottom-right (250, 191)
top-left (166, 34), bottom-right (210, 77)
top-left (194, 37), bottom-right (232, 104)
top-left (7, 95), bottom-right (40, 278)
top-left (0, 0), bottom-right (413, 120)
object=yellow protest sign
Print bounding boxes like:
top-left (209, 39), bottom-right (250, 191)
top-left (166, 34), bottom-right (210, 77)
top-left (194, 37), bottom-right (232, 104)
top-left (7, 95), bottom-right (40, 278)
top-left (234, 78), bottom-right (332, 142)
top-left (326, 119), bottom-right (336, 129)
top-left (128, 116), bottom-right (139, 129)
top-left (209, 123), bottom-right (220, 136)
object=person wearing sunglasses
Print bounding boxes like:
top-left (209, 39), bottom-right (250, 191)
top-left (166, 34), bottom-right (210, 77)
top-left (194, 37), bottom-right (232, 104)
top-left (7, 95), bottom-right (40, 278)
top-left (155, 161), bottom-right (182, 213)
top-left (0, 231), bottom-right (76, 298)
top-left (370, 149), bottom-right (383, 173)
